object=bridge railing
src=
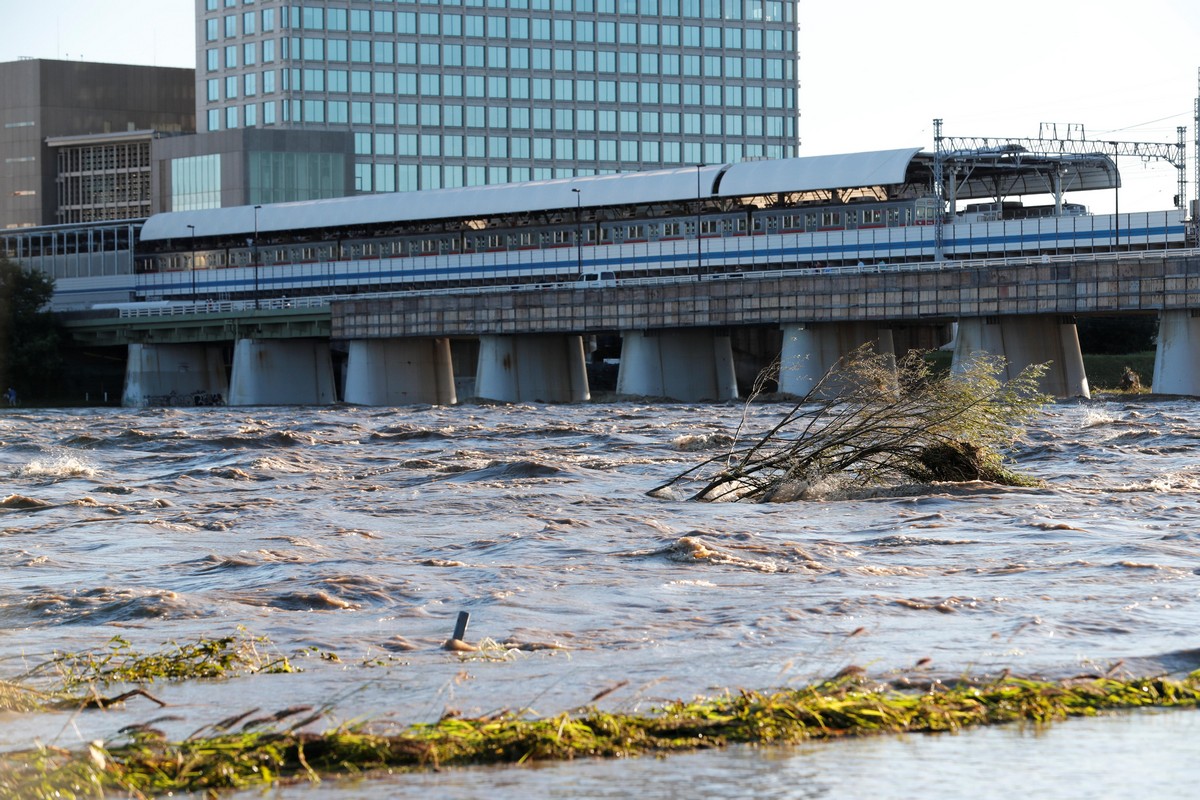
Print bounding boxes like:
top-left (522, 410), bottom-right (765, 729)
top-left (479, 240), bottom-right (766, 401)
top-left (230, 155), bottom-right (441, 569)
top-left (108, 246), bottom-right (1200, 320)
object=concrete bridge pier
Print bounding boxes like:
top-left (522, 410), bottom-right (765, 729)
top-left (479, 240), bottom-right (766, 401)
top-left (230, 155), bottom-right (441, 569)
top-left (1152, 310), bottom-right (1200, 395)
top-left (474, 334), bottom-right (590, 403)
top-left (122, 343), bottom-right (229, 407)
top-left (951, 315), bottom-right (1089, 398)
top-left (616, 329), bottom-right (738, 402)
top-left (343, 338), bottom-right (457, 406)
top-left (228, 338), bottom-right (337, 406)
top-left (778, 323), bottom-right (896, 397)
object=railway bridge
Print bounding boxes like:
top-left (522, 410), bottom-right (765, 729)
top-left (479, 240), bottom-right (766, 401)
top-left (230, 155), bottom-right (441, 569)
top-left (63, 248), bottom-right (1200, 406)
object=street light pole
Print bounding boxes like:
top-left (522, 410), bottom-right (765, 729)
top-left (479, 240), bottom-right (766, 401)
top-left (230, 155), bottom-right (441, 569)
top-left (186, 224), bottom-right (196, 302)
top-left (253, 205), bottom-right (262, 309)
top-left (1110, 145), bottom-right (1120, 251)
top-left (572, 188), bottom-right (582, 275)
top-left (696, 164), bottom-right (704, 275)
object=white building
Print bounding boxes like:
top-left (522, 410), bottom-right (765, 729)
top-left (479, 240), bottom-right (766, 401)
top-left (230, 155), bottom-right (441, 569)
top-left (196, 0), bottom-right (800, 193)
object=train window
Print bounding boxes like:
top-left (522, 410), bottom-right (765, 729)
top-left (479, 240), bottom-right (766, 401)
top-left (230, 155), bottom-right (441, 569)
top-left (861, 209), bottom-right (882, 225)
top-left (734, 218), bottom-right (747, 232)
top-left (629, 224), bottom-right (645, 239)
top-left (514, 232), bottom-right (534, 247)
top-left (820, 211), bottom-right (842, 228)
top-left (663, 221), bottom-right (682, 237)
top-left (782, 213), bottom-right (801, 230)
top-left (601, 227), bottom-right (616, 242)
top-left (486, 233), bottom-right (504, 249)
top-left (699, 219), bottom-right (719, 235)
top-left (551, 230), bottom-right (572, 245)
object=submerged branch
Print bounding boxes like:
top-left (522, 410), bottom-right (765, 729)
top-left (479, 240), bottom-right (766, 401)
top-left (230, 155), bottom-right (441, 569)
top-left (651, 347), bottom-right (1050, 502)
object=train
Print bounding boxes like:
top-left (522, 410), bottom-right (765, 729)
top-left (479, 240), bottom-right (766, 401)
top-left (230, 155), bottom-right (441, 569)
top-left (126, 198), bottom-right (1189, 305)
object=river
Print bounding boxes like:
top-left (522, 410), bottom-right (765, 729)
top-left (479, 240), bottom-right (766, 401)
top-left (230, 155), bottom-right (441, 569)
top-left (2, 399), bottom-right (1198, 797)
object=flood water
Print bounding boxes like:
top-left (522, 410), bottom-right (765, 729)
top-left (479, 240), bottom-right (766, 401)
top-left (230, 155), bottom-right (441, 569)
top-left (2, 399), bottom-right (1199, 797)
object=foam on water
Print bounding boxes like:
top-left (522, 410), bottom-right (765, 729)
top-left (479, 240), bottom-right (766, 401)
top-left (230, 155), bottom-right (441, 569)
top-left (12, 453), bottom-right (98, 480)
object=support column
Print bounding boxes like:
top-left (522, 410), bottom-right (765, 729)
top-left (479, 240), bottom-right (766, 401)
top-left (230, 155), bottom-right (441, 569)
top-left (1153, 310), bottom-right (1200, 395)
top-left (474, 334), bottom-right (590, 403)
top-left (122, 343), bottom-right (228, 407)
top-left (778, 322), bottom-right (896, 398)
top-left (616, 329), bottom-right (738, 402)
top-left (951, 315), bottom-right (1089, 398)
top-left (228, 338), bottom-right (336, 406)
top-left (343, 338), bottom-right (456, 406)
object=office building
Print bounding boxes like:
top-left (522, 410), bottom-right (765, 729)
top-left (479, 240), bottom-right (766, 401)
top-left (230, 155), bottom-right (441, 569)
top-left (196, 0), bottom-right (800, 193)
top-left (0, 59), bottom-right (194, 228)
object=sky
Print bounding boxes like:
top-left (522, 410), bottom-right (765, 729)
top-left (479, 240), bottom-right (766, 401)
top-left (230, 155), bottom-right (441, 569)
top-left (1, 0), bottom-right (1198, 213)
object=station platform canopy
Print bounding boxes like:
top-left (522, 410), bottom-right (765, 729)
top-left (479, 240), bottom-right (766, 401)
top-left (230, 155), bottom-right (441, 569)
top-left (139, 146), bottom-right (1119, 243)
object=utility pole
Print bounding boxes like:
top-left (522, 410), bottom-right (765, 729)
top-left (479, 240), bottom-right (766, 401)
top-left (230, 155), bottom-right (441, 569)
top-left (187, 224), bottom-right (196, 301)
top-left (572, 188), bottom-right (582, 274)
top-left (253, 204), bottom-right (262, 310)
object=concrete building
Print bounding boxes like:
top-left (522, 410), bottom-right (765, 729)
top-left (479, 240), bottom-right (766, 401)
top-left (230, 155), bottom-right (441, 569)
top-left (195, 0), bottom-right (800, 193)
top-left (152, 128), bottom-right (355, 211)
top-left (0, 59), bottom-right (195, 228)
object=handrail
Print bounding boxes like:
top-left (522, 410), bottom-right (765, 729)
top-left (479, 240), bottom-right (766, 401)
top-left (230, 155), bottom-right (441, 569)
top-left (110, 246), bottom-right (1200, 319)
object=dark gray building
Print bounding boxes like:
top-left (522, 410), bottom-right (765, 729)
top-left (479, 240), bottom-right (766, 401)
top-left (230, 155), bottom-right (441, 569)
top-left (0, 59), bottom-right (194, 228)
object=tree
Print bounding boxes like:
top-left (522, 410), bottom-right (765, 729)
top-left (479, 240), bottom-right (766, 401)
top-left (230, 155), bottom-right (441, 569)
top-left (650, 347), bottom-right (1050, 503)
top-left (0, 258), bottom-right (62, 402)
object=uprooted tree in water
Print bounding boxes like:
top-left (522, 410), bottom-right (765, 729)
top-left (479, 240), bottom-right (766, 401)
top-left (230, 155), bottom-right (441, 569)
top-left (651, 347), bottom-right (1051, 502)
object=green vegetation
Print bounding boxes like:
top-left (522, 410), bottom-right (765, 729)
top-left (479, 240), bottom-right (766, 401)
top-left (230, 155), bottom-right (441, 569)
top-left (656, 348), bottom-right (1049, 502)
top-left (1, 671), bottom-right (1198, 798)
top-left (0, 257), bottom-right (62, 404)
top-left (4, 633), bottom-right (296, 715)
top-left (1086, 352), bottom-right (1155, 392)
top-left (38, 633), bottom-right (297, 688)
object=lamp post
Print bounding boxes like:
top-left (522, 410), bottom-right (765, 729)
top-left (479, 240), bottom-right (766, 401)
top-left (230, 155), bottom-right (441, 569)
top-left (696, 164), bottom-right (704, 275)
top-left (253, 204), bottom-right (262, 309)
top-left (186, 224), bottom-right (196, 302)
top-left (571, 188), bottom-right (582, 275)
top-left (1109, 144), bottom-right (1120, 251)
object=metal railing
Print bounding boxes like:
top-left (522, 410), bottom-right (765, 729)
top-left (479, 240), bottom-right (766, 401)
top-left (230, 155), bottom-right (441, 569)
top-left (110, 246), bottom-right (1200, 320)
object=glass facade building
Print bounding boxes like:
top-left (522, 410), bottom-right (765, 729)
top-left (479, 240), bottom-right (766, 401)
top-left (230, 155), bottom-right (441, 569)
top-left (197, 0), bottom-right (799, 192)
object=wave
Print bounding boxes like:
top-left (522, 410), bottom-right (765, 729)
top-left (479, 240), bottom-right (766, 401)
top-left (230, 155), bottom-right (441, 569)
top-left (203, 430), bottom-right (315, 449)
top-left (435, 460), bottom-right (572, 483)
top-left (22, 587), bottom-right (197, 626)
top-left (12, 454), bottom-right (97, 481)
top-left (370, 427), bottom-right (453, 442)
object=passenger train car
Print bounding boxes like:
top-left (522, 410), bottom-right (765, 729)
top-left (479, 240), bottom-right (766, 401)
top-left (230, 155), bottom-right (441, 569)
top-left (130, 202), bottom-right (1188, 306)
top-left (93, 150), bottom-right (1200, 307)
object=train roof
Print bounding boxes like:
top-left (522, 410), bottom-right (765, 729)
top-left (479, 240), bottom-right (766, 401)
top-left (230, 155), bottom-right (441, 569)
top-left (139, 146), bottom-right (1118, 242)
top-left (139, 148), bottom-right (925, 242)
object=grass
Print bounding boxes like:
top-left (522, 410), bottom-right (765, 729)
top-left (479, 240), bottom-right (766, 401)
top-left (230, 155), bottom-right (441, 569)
top-left (925, 349), bottom-right (1156, 393)
top-left (1, 670), bottom-right (1198, 798)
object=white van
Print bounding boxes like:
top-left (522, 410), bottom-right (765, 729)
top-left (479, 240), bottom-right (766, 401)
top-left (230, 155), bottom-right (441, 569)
top-left (574, 271), bottom-right (617, 288)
